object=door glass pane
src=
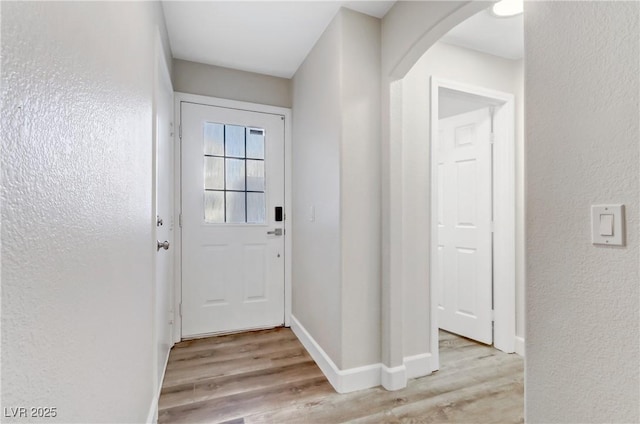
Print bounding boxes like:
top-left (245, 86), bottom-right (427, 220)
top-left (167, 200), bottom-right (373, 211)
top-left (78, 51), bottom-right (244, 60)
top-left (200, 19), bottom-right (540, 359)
top-left (226, 192), bottom-right (246, 223)
top-left (204, 191), bottom-right (224, 223)
top-left (246, 160), bottom-right (264, 192)
top-left (225, 125), bottom-right (245, 158)
top-left (204, 157), bottom-right (224, 190)
top-left (225, 158), bottom-right (245, 191)
top-left (202, 121), bottom-right (266, 224)
top-left (247, 192), bottom-right (265, 224)
top-left (246, 128), bottom-right (265, 159)
top-left (204, 122), bottom-right (224, 156)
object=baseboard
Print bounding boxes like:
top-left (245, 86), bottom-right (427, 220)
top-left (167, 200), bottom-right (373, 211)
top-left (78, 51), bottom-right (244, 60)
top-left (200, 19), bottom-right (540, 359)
top-left (404, 353), bottom-right (432, 379)
top-left (146, 389), bottom-right (159, 424)
top-left (381, 364), bottom-right (407, 390)
top-left (515, 336), bottom-right (525, 357)
top-left (290, 315), bottom-right (380, 393)
top-left (146, 345), bottom-right (172, 423)
top-left (291, 316), bottom-right (431, 394)
top-left (380, 353), bottom-right (434, 390)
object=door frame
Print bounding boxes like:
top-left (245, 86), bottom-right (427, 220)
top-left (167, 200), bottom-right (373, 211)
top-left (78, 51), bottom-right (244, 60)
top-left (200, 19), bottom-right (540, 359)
top-left (430, 78), bottom-right (516, 368)
top-left (172, 92), bottom-right (293, 343)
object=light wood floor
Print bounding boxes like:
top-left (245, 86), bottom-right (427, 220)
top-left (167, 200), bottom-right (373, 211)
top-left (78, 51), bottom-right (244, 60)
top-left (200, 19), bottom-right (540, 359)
top-left (158, 328), bottom-right (523, 423)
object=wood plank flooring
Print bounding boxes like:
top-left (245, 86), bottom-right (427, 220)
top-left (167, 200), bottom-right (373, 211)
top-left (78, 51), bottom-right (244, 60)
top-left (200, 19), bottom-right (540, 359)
top-left (158, 328), bottom-right (523, 423)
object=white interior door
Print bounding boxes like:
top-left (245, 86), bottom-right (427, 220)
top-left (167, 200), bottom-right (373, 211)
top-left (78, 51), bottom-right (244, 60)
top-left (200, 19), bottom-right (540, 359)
top-left (154, 45), bottom-right (174, 385)
top-left (436, 107), bottom-right (493, 344)
top-left (181, 102), bottom-right (285, 338)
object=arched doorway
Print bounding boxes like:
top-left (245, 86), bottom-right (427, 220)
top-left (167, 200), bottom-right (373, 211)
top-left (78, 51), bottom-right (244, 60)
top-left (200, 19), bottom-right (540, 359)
top-left (379, 1), bottom-right (520, 390)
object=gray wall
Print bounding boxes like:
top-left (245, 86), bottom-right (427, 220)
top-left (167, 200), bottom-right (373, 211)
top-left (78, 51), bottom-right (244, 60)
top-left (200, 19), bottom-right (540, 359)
top-left (1, 1), bottom-right (172, 422)
top-left (292, 10), bottom-right (343, 367)
top-left (292, 8), bottom-right (381, 370)
top-left (339, 9), bottom-right (381, 369)
top-left (173, 59), bottom-right (292, 108)
top-left (525, 2), bottom-right (639, 422)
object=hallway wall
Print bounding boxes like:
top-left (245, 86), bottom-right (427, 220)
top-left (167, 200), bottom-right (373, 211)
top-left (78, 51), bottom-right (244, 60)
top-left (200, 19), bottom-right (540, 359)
top-left (292, 8), bottom-right (381, 372)
top-left (291, 9), bottom-right (344, 367)
top-left (1, 2), bottom-right (172, 422)
top-left (525, 2), bottom-right (639, 422)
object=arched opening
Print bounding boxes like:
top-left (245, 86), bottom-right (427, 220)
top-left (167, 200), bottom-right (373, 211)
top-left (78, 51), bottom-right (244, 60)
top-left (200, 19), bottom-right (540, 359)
top-left (380, 2), bottom-right (524, 398)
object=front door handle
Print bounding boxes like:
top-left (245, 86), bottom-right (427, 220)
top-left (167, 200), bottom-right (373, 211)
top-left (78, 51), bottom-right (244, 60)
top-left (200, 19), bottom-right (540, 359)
top-left (267, 228), bottom-right (283, 236)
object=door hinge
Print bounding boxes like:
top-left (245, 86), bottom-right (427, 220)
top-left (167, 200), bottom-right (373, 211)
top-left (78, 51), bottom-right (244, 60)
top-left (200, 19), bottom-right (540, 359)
top-left (490, 221), bottom-right (495, 233)
top-left (179, 213), bottom-right (183, 228)
top-left (179, 303), bottom-right (182, 317)
top-left (491, 309), bottom-right (495, 321)
top-left (179, 124), bottom-right (182, 140)
top-left (489, 132), bottom-right (495, 144)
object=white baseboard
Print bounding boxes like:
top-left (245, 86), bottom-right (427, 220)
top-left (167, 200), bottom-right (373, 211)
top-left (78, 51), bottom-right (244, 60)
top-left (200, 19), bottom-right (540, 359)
top-left (290, 315), bottom-right (380, 393)
top-left (404, 353), bottom-right (432, 379)
top-left (146, 345), bottom-right (172, 423)
top-left (146, 390), bottom-right (159, 424)
top-left (381, 364), bottom-right (407, 391)
top-left (515, 336), bottom-right (525, 357)
top-left (337, 363), bottom-right (382, 393)
top-left (291, 315), bottom-right (432, 394)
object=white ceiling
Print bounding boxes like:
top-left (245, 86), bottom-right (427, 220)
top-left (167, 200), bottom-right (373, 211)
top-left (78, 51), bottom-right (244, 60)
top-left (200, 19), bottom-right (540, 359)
top-left (162, 1), bottom-right (523, 80)
top-left (161, 1), bottom-right (395, 78)
top-left (440, 9), bottom-right (524, 60)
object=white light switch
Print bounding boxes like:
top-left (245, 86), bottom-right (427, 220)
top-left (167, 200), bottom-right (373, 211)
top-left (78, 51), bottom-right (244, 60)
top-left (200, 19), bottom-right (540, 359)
top-left (592, 204), bottom-right (625, 246)
top-left (599, 214), bottom-right (614, 236)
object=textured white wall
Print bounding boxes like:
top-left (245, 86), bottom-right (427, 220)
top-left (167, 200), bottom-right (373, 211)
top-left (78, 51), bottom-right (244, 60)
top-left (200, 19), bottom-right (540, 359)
top-left (525, 2), bottom-right (639, 422)
top-left (1, 2), bottom-right (171, 422)
top-left (172, 59), bottom-right (292, 108)
top-left (292, 12), bottom-right (344, 367)
top-left (401, 42), bottom-right (524, 357)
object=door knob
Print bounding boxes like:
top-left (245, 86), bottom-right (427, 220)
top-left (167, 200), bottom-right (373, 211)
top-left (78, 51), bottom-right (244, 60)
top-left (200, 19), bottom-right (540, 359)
top-left (267, 228), bottom-right (283, 236)
top-left (157, 240), bottom-right (170, 251)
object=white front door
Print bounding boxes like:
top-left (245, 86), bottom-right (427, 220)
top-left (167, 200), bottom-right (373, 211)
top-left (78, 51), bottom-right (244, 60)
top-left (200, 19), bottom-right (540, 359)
top-left (181, 102), bottom-right (285, 338)
top-left (436, 107), bottom-right (493, 344)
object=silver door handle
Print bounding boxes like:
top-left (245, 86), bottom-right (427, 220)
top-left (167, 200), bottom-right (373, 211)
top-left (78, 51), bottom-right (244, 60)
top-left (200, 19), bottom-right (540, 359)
top-left (157, 240), bottom-right (170, 251)
top-left (267, 228), bottom-right (283, 236)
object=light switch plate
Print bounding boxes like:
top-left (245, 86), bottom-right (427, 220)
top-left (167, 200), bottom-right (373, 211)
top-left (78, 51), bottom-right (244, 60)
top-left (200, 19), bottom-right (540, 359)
top-left (591, 204), bottom-right (625, 246)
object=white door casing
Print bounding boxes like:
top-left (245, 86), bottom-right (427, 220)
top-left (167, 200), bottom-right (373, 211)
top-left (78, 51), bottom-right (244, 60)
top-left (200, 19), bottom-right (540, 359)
top-left (181, 102), bottom-right (286, 338)
top-left (430, 78), bottom-right (516, 370)
top-left (436, 107), bottom-right (493, 344)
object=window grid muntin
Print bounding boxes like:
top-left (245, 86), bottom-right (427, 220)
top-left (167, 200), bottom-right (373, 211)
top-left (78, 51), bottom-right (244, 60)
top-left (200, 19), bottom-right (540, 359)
top-left (203, 123), bottom-right (265, 224)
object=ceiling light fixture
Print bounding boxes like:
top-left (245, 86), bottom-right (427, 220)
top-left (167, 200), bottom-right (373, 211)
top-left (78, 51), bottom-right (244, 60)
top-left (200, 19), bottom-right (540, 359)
top-left (491, 0), bottom-right (523, 17)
